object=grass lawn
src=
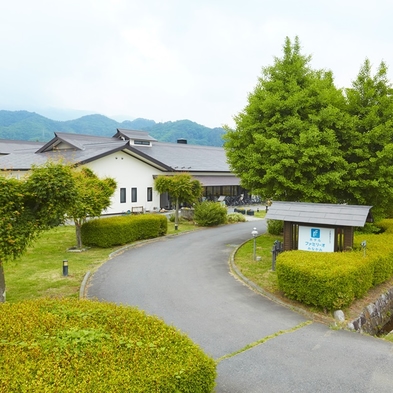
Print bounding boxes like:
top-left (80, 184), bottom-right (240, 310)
top-left (4, 221), bottom-right (199, 303)
top-left (233, 232), bottom-right (282, 294)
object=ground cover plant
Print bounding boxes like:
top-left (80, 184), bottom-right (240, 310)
top-left (0, 298), bottom-right (216, 392)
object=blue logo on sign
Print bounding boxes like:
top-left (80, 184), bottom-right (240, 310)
top-left (311, 228), bottom-right (320, 238)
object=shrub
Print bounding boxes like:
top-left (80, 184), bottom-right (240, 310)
top-left (375, 219), bottom-right (393, 234)
top-left (355, 222), bottom-right (382, 234)
top-left (276, 251), bottom-right (374, 310)
top-left (194, 202), bottom-right (227, 227)
top-left (354, 232), bottom-right (393, 285)
top-left (0, 298), bottom-right (216, 392)
top-left (276, 219), bottom-right (393, 311)
top-left (81, 214), bottom-right (168, 247)
top-left (227, 213), bottom-right (246, 223)
top-left (267, 219), bottom-right (283, 235)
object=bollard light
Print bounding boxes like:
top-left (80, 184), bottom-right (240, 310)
top-left (251, 227), bottom-right (258, 261)
top-left (63, 260), bottom-right (68, 277)
top-left (361, 240), bottom-right (367, 257)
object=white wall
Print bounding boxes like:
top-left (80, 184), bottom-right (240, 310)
top-left (85, 151), bottom-right (162, 215)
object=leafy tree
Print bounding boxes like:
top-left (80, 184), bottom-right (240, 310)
top-left (343, 59), bottom-right (393, 218)
top-left (0, 162), bottom-right (77, 302)
top-left (154, 174), bottom-right (202, 230)
top-left (66, 167), bottom-right (117, 249)
top-left (223, 36), bottom-right (349, 203)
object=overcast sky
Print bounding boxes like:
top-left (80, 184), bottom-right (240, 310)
top-left (1, 0), bottom-right (392, 128)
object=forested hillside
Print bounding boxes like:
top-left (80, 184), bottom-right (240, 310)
top-left (0, 111), bottom-right (225, 147)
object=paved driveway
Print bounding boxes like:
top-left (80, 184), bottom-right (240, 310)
top-left (87, 220), bottom-right (393, 392)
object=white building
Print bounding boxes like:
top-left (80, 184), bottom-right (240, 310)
top-left (0, 129), bottom-right (242, 215)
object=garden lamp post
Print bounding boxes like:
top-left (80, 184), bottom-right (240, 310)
top-left (251, 227), bottom-right (258, 261)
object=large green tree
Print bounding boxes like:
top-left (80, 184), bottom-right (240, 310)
top-left (0, 162), bottom-right (77, 302)
top-left (66, 167), bottom-right (117, 249)
top-left (154, 174), bottom-right (202, 230)
top-left (343, 59), bottom-right (393, 218)
top-left (224, 36), bottom-right (349, 203)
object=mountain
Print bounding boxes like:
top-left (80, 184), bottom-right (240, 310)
top-left (0, 111), bottom-right (225, 147)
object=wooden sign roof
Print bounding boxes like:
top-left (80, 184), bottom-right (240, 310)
top-left (265, 201), bottom-right (372, 227)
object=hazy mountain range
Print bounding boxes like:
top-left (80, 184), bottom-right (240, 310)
top-left (0, 110), bottom-right (226, 147)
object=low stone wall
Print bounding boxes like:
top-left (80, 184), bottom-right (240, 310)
top-left (180, 208), bottom-right (194, 221)
top-left (348, 287), bottom-right (393, 335)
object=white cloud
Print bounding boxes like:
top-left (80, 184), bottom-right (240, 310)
top-left (1, 0), bottom-right (393, 128)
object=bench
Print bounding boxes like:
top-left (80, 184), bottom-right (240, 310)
top-left (131, 206), bottom-right (144, 214)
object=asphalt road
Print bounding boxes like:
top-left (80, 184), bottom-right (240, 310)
top-left (87, 220), bottom-right (393, 392)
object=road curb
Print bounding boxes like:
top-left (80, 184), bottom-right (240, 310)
top-left (79, 271), bottom-right (91, 299)
top-left (228, 238), bottom-right (334, 325)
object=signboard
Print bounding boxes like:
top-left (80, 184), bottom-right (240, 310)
top-left (298, 226), bottom-right (334, 252)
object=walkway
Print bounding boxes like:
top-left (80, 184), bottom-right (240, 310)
top-left (87, 219), bottom-right (393, 392)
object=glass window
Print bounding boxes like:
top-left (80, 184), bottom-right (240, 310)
top-left (120, 188), bottom-right (126, 203)
top-left (147, 187), bottom-right (153, 202)
top-left (131, 187), bottom-right (137, 203)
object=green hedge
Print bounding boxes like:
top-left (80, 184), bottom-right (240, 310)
top-left (0, 298), bottom-right (216, 392)
top-left (354, 232), bottom-right (393, 285)
top-left (276, 251), bottom-right (373, 310)
top-left (375, 218), bottom-right (393, 234)
top-left (276, 220), bottom-right (393, 310)
top-left (81, 214), bottom-right (168, 248)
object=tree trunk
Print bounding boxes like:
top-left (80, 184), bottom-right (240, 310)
top-left (75, 221), bottom-right (83, 249)
top-left (175, 198), bottom-right (180, 230)
top-left (0, 261), bottom-right (5, 303)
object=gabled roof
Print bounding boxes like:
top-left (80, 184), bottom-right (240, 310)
top-left (37, 132), bottom-right (117, 153)
top-left (0, 130), bottom-right (234, 174)
top-left (266, 201), bottom-right (372, 227)
top-left (0, 140), bottom-right (129, 170)
top-left (114, 129), bottom-right (157, 142)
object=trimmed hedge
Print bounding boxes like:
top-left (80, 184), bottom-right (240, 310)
top-left (375, 218), bottom-right (393, 234)
top-left (81, 214), bottom-right (168, 248)
top-left (354, 232), bottom-right (393, 285)
top-left (276, 220), bottom-right (393, 310)
top-left (0, 298), bottom-right (216, 392)
top-left (276, 251), bottom-right (373, 310)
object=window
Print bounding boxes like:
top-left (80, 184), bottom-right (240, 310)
top-left (120, 188), bottom-right (126, 203)
top-left (131, 187), bottom-right (137, 203)
top-left (134, 140), bottom-right (150, 146)
top-left (147, 187), bottom-right (153, 202)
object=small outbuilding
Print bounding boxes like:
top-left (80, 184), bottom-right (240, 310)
top-left (265, 201), bottom-right (373, 252)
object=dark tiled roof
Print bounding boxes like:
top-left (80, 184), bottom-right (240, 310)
top-left (0, 131), bottom-right (232, 173)
top-left (266, 201), bottom-right (372, 227)
top-left (131, 142), bottom-right (230, 172)
top-left (0, 139), bottom-right (45, 154)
